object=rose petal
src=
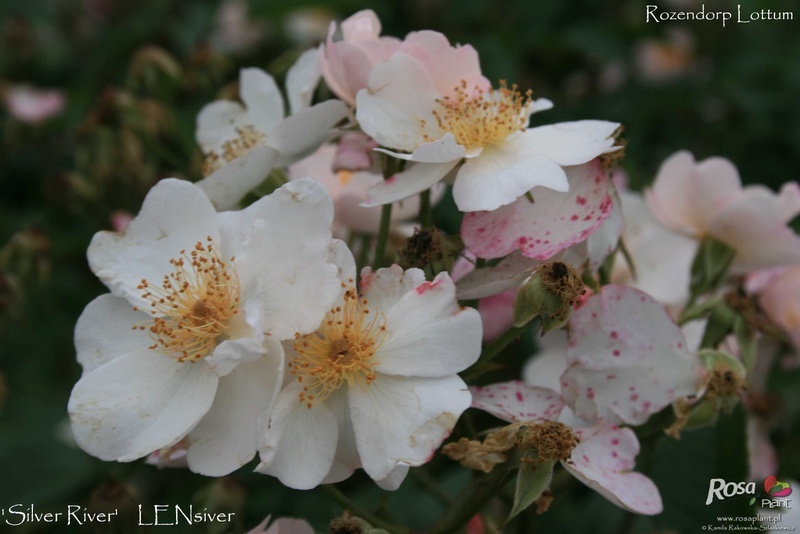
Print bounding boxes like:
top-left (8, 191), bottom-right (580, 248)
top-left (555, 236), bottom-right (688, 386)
top-left (462, 160), bottom-right (612, 260)
top-left (561, 286), bottom-right (702, 425)
top-left (186, 349), bottom-right (283, 476)
top-left (349, 374), bottom-right (470, 481)
top-left (68, 350), bottom-right (218, 462)
top-left (564, 425), bottom-right (663, 515)
top-left (470, 381), bottom-right (565, 423)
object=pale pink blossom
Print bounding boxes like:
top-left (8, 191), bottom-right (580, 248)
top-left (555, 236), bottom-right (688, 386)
top-left (356, 46), bottom-right (620, 212)
top-left (257, 259), bottom-right (482, 490)
top-left (461, 159), bottom-right (614, 259)
top-left (561, 285), bottom-right (703, 425)
top-left (471, 381), bottom-right (662, 515)
top-left (320, 9), bottom-right (488, 109)
top-left (4, 85), bottom-right (65, 123)
top-left (755, 266), bottom-right (800, 350)
top-left (209, 0), bottom-right (267, 55)
top-left (646, 151), bottom-right (800, 273)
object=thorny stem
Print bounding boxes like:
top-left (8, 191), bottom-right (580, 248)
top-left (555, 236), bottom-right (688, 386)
top-left (323, 485), bottom-right (410, 534)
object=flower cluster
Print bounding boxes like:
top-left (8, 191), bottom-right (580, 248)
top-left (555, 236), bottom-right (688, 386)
top-left (66, 8), bottom-right (800, 531)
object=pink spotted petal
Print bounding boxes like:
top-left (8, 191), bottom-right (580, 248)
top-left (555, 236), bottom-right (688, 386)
top-left (561, 286), bottom-right (702, 425)
top-left (470, 381), bottom-right (564, 423)
top-left (563, 425), bottom-right (663, 515)
top-left (462, 159), bottom-right (613, 260)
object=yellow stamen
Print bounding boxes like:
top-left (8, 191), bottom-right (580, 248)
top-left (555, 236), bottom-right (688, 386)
top-left (426, 80), bottom-right (532, 151)
top-left (136, 237), bottom-right (240, 362)
top-left (289, 283), bottom-right (387, 407)
top-left (201, 125), bottom-right (267, 176)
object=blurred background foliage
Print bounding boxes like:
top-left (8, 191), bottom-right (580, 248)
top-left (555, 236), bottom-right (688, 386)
top-left (1, 0), bottom-right (799, 532)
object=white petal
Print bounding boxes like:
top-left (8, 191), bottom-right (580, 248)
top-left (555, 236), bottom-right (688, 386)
top-left (319, 388), bottom-right (361, 484)
top-left (218, 178), bottom-right (340, 339)
top-left (358, 265), bottom-right (426, 312)
top-left (376, 272), bottom-right (482, 377)
top-left (286, 48), bottom-right (321, 115)
top-left (269, 99), bottom-right (348, 167)
top-left (611, 191), bottom-right (695, 308)
top-left (88, 179), bottom-right (221, 308)
top-left (196, 100), bottom-right (248, 152)
top-left (523, 330), bottom-right (569, 391)
top-left (239, 68), bottom-right (285, 134)
top-left (561, 286), bottom-right (702, 425)
top-left (257, 381), bottom-right (338, 489)
top-left (329, 238), bottom-right (358, 286)
top-left (355, 53), bottom-right (441, 152)
top-left (518, 121), bottom-right (620, 166)
top-left (197, 145), bottom-right (279, 211)
top-left (563, 425), bottom-right (663, 515)
top-left (375, 133), bottom-right (465, 163)
top-left (375, 465), bottom-right (410, 491)
top-left (453, 147), bottom-right (569, 212)
top-left (203, 296), bottom-right (271, 377)
top-left (68, 350), bottom-right (218, 462)
top-left (361, 160), bottom-right (458, 207)
top-left (349, 374), bottom-right (470, 481)
top-left (470, 381), bottom-right (564, 423)
top-left (186, 350), bottom-right (283, 476)
top-left (462, 160), bottom-right (613, 259)
top-left (74, 294), bottom-right (151, 374)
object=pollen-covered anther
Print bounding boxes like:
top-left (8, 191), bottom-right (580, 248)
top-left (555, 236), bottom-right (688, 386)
top-left (135, 238), bottom-right (240, 362)
top-left (289, 287), bottom-right (387, 408)
top-left (201, 125), bottom-right (267, 176)
top-left (517, 420), bottom-right (579, 464)
top-left (425, 80), bottom-right (533, 151)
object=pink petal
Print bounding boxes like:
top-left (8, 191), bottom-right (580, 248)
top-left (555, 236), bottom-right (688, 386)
top-left (645, 151), bottom-right (741, 236)
top-left (708, 186), bottom-right (800, 273)
top-left (462, 159), bottom-right (613, 260)
top-left (561, 285), bottom-right (702, 425)
top-left (478, 289), bottom-right (516, 340)
top-left (563, 425), bottom-right (663, 515)
top-left (470, 381), bottom-right (565, 423)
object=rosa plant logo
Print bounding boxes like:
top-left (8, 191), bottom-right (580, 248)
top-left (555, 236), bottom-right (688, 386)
top-left (752, 476), bottom-right (792, 508)
top-left (706, 476), bottom-right (793, 506)
top-left (764, 476), bottom-right (792, 497)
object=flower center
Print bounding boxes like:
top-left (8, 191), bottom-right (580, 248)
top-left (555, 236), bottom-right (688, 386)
top-left (426, 80), bottom-right (532, 151)
top-left (201, 125), bottom-right (267, 176)
top-left (134, 237), bottom-right (240, 362)
top-left (289, 285), bottom-right (387, 408)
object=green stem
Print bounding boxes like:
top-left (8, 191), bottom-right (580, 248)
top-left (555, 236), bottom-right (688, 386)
top-left (374, 203), bottom-right (393, 268)
top-left (461, 323), bottom-right (534, 383)
top-left (411, 468), bottom-right (453, 506)
top-left (419, 189), bottom-right (432, 228)
top-left (323, 485), bottom-right (410, 534)
top-left (426, 468), bottom-right (514, 534)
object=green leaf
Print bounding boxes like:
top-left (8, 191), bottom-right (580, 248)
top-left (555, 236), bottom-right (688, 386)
top-left (507, 461), bottom-right (555, 522)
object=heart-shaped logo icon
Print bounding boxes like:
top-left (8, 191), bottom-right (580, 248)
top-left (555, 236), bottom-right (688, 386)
top-left (764, 476), bottom-right (792, 497)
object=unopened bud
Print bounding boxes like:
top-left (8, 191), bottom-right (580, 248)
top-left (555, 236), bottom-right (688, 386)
top-left (127, 46), bottom-right (182, 96)
top-left (514, 262), bottom-right (585, 334)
